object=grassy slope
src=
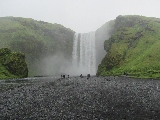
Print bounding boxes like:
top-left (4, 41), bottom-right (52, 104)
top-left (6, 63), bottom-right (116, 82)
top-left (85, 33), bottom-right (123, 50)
top-left (0, 17), bottom-right (75, 76)
top-left (97, 15), bottom-right (160, 78)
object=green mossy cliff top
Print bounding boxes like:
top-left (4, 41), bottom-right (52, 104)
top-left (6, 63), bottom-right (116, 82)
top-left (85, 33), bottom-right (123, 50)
top-left (97, 15), bottom-right (160, 78)
top-left (0, 48), bottom-right (28, 79)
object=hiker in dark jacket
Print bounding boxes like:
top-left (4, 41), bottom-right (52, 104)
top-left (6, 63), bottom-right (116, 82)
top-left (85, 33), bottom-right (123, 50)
top-left (80, 74), bottom-right (83, 78)
top-left (63, 75), bottom-right (65, 78)
top-left (87, 74), bottom-right (90, 79)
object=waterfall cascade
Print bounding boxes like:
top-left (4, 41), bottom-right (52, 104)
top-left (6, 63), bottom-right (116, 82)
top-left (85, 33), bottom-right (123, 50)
top-left (72, 32), bottom-right (96, 75)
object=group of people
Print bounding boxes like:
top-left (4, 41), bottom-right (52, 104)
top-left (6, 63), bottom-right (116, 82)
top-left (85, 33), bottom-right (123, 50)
top-left (80, 74), bottom-right (91, 79)
top-left (61, 74), bottom-right (91, 79)
top-left (61, 75), bottom-right (69, 78)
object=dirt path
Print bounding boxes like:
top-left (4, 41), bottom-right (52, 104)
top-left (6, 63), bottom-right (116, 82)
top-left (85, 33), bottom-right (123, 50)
top-left (0, 76), bottom-right (160, 119)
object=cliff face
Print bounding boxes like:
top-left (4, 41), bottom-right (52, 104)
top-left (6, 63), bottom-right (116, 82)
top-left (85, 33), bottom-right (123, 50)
top-left (95, 20), bottom-right (115, 71)
top-left (0, 48), bottom-right (28, 79)
top-left (0, 17), bottom-right (75, 76)
top-left (97, 15), bottom-right (160, 78)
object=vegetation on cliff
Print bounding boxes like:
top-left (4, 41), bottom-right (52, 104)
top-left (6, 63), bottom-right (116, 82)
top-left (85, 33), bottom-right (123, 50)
top-left (97, 15), bottom-right (160, 78)
top-left (0, 48), bottom-right (28, 79)
top-left (0, 17), bottom-right (75, 76)
top-left (95, 20), bottom-right (115, 70)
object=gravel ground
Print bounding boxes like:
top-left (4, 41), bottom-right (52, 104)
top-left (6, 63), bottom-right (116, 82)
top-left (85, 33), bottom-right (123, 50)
top-left (0, 76), bottom-right (160, 120)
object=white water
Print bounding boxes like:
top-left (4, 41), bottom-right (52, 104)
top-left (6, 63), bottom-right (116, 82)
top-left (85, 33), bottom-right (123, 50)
top-left (72, 32), bottom-right (96, 75)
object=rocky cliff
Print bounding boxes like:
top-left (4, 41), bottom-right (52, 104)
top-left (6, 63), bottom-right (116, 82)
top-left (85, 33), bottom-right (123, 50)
top-left (95, 20), bottom-right (115, 70)
top-left (0, 48), bottom-right (28, 78)
top-left (97, 15), bottom-right (160, 78)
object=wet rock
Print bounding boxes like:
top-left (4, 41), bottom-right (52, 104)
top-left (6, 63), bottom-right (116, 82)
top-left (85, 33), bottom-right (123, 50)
top-left (0, 76), bottom-right (160, 119)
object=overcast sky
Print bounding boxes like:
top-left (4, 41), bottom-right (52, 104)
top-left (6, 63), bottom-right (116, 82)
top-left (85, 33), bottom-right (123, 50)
top-left (0, 0), bottom-right (160, 33)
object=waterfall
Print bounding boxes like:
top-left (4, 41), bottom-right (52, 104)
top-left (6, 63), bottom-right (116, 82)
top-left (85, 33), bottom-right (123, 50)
top-left (72, 31), bottom-right (96, 75)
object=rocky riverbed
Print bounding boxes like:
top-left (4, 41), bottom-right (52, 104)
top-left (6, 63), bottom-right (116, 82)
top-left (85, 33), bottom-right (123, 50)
top-left (0, 76), bottom-right (160, 119)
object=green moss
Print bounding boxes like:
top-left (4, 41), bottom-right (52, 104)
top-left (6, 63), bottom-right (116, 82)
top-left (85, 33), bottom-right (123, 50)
top-left (0, 63), bottom-right (17, 79)
top-left (97, 15), bottom-right (160, 79)
top-left (0, 48), bottom-right (28, 79)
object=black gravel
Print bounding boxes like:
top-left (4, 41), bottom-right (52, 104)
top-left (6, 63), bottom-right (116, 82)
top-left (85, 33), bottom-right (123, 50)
top-left (0, 76), bottom-right (160, 120)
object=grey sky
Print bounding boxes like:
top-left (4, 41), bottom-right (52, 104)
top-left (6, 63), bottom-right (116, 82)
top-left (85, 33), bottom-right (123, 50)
top-left (0, 0), bottom-right (160, 33)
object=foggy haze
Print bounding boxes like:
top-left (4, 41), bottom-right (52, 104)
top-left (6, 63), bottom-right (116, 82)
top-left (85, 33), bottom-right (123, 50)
top-left (40, 52), bottom-right (90, 76)
top-left (0, 0), bottom-right (160, 33)
top-left (37, 53), bottom-right (72, 76)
